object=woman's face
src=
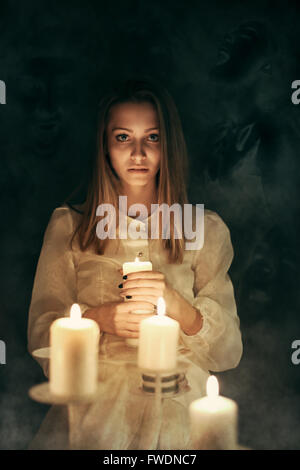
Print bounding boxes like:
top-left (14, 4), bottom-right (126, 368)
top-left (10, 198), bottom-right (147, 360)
top-left (106, 101), bottom-right (161, 190)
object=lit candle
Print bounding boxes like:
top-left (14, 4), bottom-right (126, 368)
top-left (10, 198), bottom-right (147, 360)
top-left (138, 297), bottom-right (179, 371)
top-left (50, 304), bottom-right (100, 399)
top-left (123, 257), bottom-right (153, 347)
top-left (189, 375), bottom-right (238, 450)
top-left (123, 257), bottom-right (152, 277)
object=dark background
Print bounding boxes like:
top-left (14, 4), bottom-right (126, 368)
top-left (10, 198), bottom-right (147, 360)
top-left (0, 0), bottom-right (300, 450)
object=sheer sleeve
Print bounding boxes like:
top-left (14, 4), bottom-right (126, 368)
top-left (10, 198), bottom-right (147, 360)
top-left (180, 210), bottom-right (243, 372)
top-left (27, 206), bottom-right (90, 377)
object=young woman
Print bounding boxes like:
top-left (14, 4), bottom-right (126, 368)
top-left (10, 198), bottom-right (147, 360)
top-left (27, 79), bottom-right (243, 450)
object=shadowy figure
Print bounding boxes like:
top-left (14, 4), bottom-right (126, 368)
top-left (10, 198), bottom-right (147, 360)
top-left (201, 19), bottom-right (300, 450)
top-left (17, 57), bottom-right (66, 159)
top-left (200, 20), bottom-right (300, 324)
top-left (238, 226), bottom-right (299, 326)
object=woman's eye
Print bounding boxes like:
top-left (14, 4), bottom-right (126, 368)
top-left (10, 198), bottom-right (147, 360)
top-left (148, 134), bottom-right (159, 142)
top-left (116, 134), bottom-right (129, 142)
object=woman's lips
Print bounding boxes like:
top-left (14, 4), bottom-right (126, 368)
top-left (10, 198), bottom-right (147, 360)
top-left (128, 168), bottom-right (149, 172)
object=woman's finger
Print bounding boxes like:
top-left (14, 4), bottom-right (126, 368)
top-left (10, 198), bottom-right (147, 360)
top-left (120, 287), bottom-right (163, 298)
top-left (123, 271), bottom-right (164, 280)
top-left (117, 300), bottom-right (155, 312)
top-left (120, 279), bottom-right (165, 290)
top-left (115, 328), bottom-right (139, 338)
top-left (122, 330), bottom-right (139, 338)
top-left (125, 295), bottom-right (158, 306)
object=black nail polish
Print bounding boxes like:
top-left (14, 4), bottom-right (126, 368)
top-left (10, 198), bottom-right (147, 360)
top-left (118, 284), bottom-right (123, 288)
top-left (126, 295), bottom-right (132, 299)
top-left (123, 275), bottom-right (127, 280)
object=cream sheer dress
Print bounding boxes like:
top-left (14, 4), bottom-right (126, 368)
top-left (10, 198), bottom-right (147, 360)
top-left (27, 204), bottom-right (243, 450)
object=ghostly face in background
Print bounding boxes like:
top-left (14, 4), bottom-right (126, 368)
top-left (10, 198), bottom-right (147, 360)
top-left (238, 227), bottom-right (298, 325)
top-left (16, 57), bottom-right (70, 159)
top-left (214, 21), bottom-right (272, 80)
top-left (211, 20), bottom-right (282, 113)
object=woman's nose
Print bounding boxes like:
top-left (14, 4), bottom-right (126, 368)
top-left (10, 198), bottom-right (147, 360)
top-left (130, 142), bottom-right (146, 160)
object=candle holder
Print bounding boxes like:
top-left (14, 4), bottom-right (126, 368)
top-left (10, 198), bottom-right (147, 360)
top-left (31, 350), bottom-right (233, 450)
top-left (137, 361), bottom-right (190, 398)
top-left (28, 361), bottom-right (248, 450)
top-left (32, 348), bottom-right (191, 399)
top-left (29, 381), bottom-right (103, 405)
top-left (32, 347), bottom-right (51, 359)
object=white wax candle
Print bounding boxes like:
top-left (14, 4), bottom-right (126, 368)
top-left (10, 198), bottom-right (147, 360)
top-left (50, 304), bottom-right (100, 398)
top-left (123, 257), bottom-right (152, 277)
top-left (189, 376), bottom-right (238, 450)
top-left (138, 297), bottom-right (179, 371)
top-left (123, 257), bottom-right (153, 347)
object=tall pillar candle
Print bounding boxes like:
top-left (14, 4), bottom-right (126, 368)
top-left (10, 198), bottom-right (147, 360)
top-left (189, 375), bottom-right (238, 450)
top-left (123, 257), bottom-right (153, 347)
top-left (50, 303), bottom-right (100, 399)
top-left (138, 297), bottom-right (179, 371)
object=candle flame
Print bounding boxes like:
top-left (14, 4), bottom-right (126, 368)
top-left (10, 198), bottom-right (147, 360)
top-left (70, 303), bottom-right (82, 321)
top-left (206, 375), bottom-right (219, 398)
top-left (157, 297), bottom-right (166, 316)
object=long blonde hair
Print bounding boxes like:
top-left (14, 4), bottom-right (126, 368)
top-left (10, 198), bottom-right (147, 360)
top-left (69, 78), bottom-right (189, 263)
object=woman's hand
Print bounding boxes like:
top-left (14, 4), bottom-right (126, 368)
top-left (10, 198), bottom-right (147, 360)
top-left (83, 300), bottom-right (155, 338)
top-left (119, 271), bottom-right (172, 307)
top-left (119, 270), bottom-right (203, 336)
